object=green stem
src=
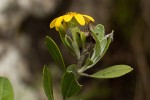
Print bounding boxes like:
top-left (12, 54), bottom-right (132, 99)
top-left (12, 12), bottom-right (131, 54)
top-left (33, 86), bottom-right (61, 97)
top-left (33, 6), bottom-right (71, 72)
top-left (70, 27), bottom-right (80, 59)
top-left (78, 72), bottom-right (91, 78)
top-left (77, 52), bottom-right (85, 67)
top-left (78, 65), bottom-right (90, 73)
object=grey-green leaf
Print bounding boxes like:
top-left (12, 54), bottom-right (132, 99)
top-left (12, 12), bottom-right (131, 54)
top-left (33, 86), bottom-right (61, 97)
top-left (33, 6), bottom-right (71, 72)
top-left (91, 65), bottom-right (133, 78)
top-left (99, 31), bottom-right (113, 59)
top-left (65, 35), bottom-right (74, 53)
top-left (90, 26), bottom-right (101, 62)
top-left (43, 65), bottom-right (54, 100)
top-left (83, 31), bottom-right (113, 71)
top-left (93, 24), bottom-right (105, 41)
top-left (61, 72), bottom-right (82, 99)
top-left (100, 38), bottom-right (107, 55)
top-left (0, 77), bottom-right (14, 100)
top-left (81, 26), bottom-right (102, 70)
top-left (45, 36), bottom-right (66, 71)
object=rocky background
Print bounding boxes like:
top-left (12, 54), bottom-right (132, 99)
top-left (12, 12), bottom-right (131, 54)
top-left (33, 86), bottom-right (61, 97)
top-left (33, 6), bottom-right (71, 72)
top-left (0, 0), bottom-right (150, 100)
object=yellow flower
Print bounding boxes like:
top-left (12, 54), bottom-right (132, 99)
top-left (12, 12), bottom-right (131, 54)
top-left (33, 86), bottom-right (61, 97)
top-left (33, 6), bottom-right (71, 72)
top-left (50, 12), bottom-right (94, 29)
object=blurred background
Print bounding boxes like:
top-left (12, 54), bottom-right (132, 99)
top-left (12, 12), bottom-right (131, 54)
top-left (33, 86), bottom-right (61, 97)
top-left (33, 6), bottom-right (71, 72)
top-left (0, 0), bottom-right (150, 100)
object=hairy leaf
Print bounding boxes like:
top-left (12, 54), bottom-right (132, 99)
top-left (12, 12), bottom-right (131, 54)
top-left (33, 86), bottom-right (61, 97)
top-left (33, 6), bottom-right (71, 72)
top-left (93, 24), bottom-right (105, 41)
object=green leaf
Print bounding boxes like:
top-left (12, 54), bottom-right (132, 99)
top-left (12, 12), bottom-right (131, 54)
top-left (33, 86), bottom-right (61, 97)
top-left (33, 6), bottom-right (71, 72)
top-left (100, 38), bottom-right (107, 55)
top-left (93, 24), bottom-right (105, 41)
top-left (0, 77), bottom-right (14, 100)
top-left (65, 35), bottom-right (75, 53)
top-left (90, 65), bottom-right (133, 78)
top-left (97, 31), bottom-right (113, 61)
top-left (90, 26), bottom-right (101, 62)
top-left (61, 72), bottom-right (82, 99)
top-left (78, 57), bottom-right (93, 73)
top-left (58, 27), bottom-right (66, 46)
top-left (80, 31), bottom-right (86, 48)
top-left (43, 65), bottom-right (54, 100)
top-left (67, 64), bottom-right (77, 73)
top-left (71, 42), bottom-right (80, 59)
top-left (84, 58), bottom-right (93, 67)
top-left (67, 64), bottom-right (78, 77)
top-left (45, 36), bottom-right (66, 71)
top-left (90, 40), bottom-right (101, 62)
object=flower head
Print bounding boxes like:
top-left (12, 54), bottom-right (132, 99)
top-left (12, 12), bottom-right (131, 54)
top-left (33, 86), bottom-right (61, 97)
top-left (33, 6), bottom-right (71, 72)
top-left (50, 12), bottom-right (94, 30)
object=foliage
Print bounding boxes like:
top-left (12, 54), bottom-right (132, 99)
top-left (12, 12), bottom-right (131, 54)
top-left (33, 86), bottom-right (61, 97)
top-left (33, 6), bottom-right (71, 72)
top-left (43, 65), bottom-right (54, 100)
top-left (0, 77), bottom-right (14, 100)
top-left (0, 12), bottom-right (133, 100)
top-left (43, 13), bottom-right (133, 99)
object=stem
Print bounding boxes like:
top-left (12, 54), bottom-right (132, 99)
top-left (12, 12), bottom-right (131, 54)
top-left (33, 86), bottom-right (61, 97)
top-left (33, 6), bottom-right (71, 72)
top-left (77, 52), bottom-right (85, 67)
top-left (78, 72), bottom-right (92, 78)
top-left (77, 49), bottom-right (89, 67)
top-left (78, 65), bottom-right (90, 73)
top-left (78, 66), bottom-right (86, 73)
top-left (70, 27), bottom-right (80, 59)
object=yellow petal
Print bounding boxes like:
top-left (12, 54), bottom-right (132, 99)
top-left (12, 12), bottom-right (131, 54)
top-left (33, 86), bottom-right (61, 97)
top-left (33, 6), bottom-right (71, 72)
top-left (55, 27), bottom-right (59, 31)
top-left (83, 15), bottom-right (94, 22)
top-left (55, 16), bottom-right (64, 28)
top-left (64, 15), bottom-right (73, 22)
top-left (50, 18), bottom-right (57, 28)
top-left (74, 14), bottom-right (85, 25)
